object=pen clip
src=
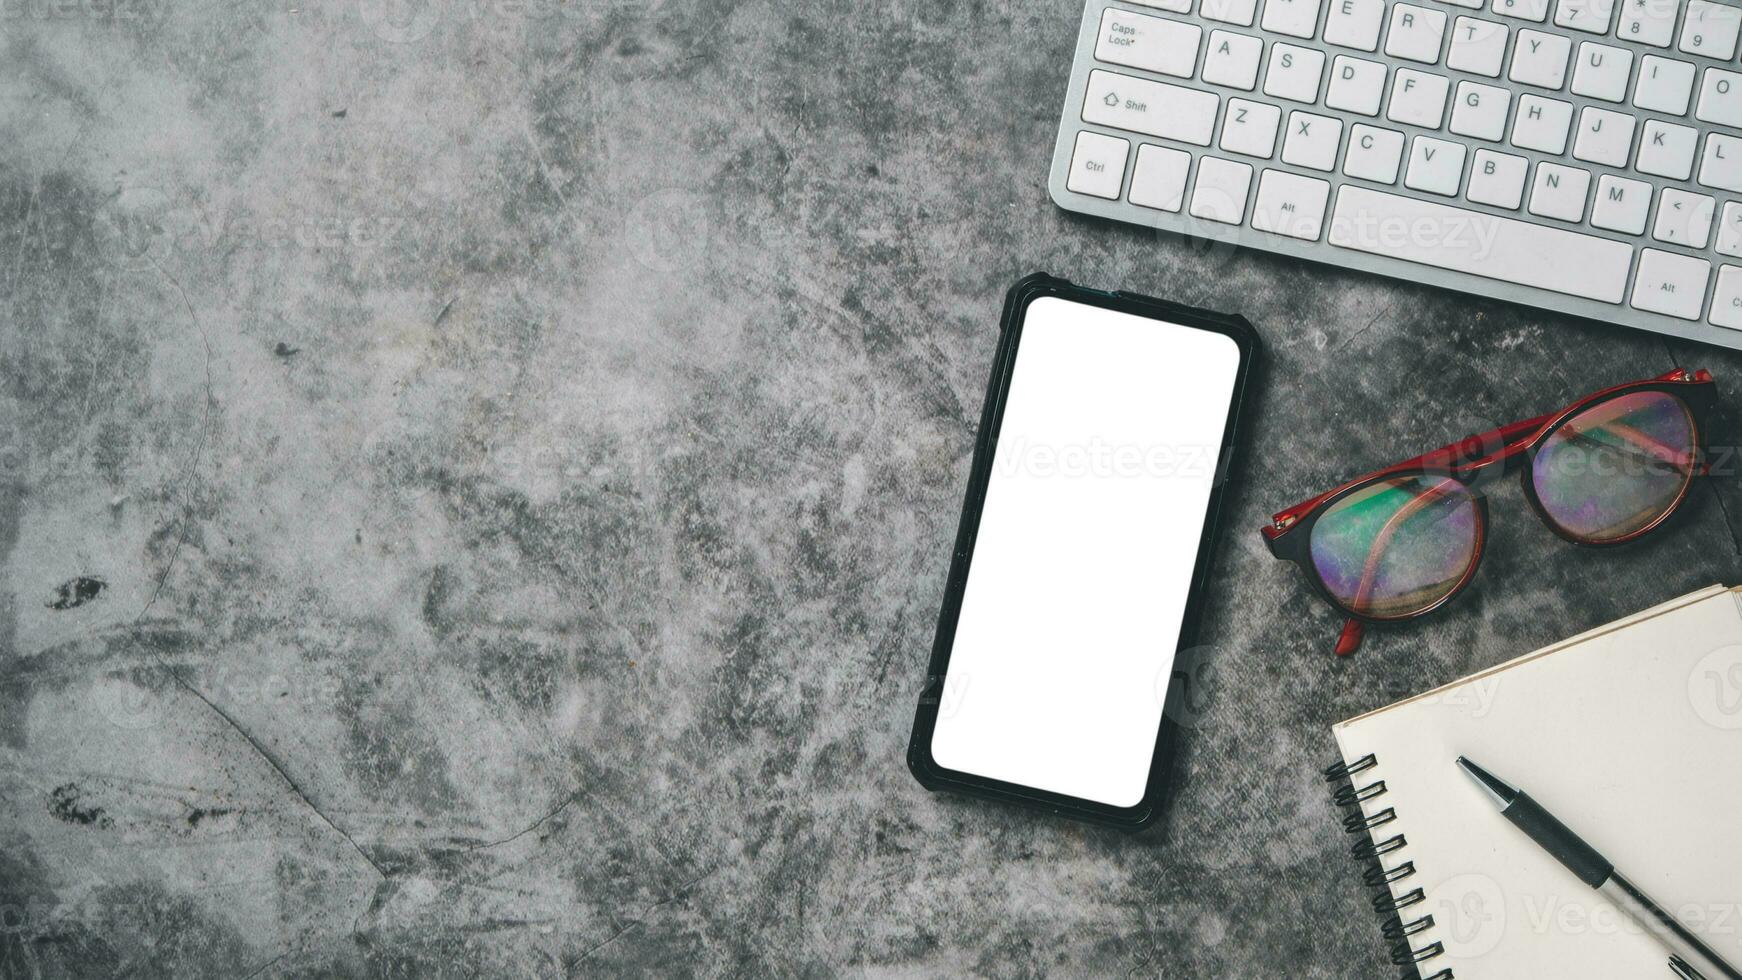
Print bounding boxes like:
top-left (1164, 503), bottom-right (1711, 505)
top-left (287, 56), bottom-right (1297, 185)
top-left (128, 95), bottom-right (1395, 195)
top-left (1670, 954), bottom-right (1708, 980)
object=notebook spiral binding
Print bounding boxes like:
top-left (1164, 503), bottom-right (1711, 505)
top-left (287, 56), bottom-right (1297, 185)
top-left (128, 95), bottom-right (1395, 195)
top-left (1324, 754), bottom-right (1453, 980)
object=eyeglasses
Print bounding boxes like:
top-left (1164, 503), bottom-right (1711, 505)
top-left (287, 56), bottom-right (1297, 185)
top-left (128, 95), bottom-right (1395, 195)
top-left (1262, 369), bottom-right (1715, 656)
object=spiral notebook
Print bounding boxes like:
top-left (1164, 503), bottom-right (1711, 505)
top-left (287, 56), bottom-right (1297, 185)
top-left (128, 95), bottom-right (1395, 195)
top-left (1326, 584), bottom-right (1742, 979)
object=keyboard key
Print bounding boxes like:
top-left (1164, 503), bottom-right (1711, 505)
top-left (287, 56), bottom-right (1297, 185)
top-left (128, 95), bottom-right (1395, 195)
top-left (1553, 0), bottom-right (1613, 33)
top-left (1710, 266), bottom-right (1742, 329)
top-left (1387, 69), bottom-right (1451, 127)
top-left (1190, 156), bottom-right (1254, 223)
top-left (1616, 0), bottom-right (1678, 46)
top-left (1129, 144), bottom-right (1194, 211)
top-left (1327, 185), bottom-right (1633, 302)
top-left (1699, 133), bottom-right (1742, 192)
top-left (1067, 131), bottom-right (1131, 199)
top-left (1571, 107), bottom-right (1634, 167)
top-left (1439, 0), bottom-right (1485, 10)
top-left (1344, 124), bottom-right (1406, 182)
top-left (1490, 0), bottom-right (1550, 20)
top-left (1633, 56), bottom-right (1696, 113)
top-left (1324, 0), bottom-right (1386, 49)
top-left (1528, 162), bottom-right (1590, 221)
top-left (1129, 0), bottom-right (1193, 9)
top-left (1511, 95), bottom-right (1574, 153)
top-left (1202, 0), bottom-right (1260, 26)
top-left (1679, 0), bottom-right (1740, 59)
top-left (1327, 55), bottom-right (1388, 114)
top-left (1447, 17), bottom-right (1510, 76)
top-left (1385, 4), bottom-right (1449, 61)
top-left (1251, 169), bottom-right (1332, 238)
top-left (1220, 98), bottom-right (1283, 156)
top-left (1653, 188), bottom-right (1716, 248)
top-left (1696, 68), bottom-right (1742, 128)
top-left (1095, 9), bottom-right (1203, 78)
top-left (1468, 148), bottom-right (1530, 207)
top-left (1636, 120), bottom-right (1698, 180)
top-left (1203, 30), bottom-right (1265, 89)
top-left (1451, 81), bottom-right (1512, 140)
top-left (1083, 70), bottom-right (1221, 146)
top-left (1591, 174), bottom-right (1652, 232)
top-left (1282, 110), bottom-right (1343, 169)
top-left (1720, 202), bottom-right (1742, 257)
top-left (1405, 135), bottom-right (1467, 195)
top-left (1631, 249), bottom-right (1711, 320)
top-left (1510, 30), bottom-right (1572, 88)
top-left (1264, 44), bottom-right (1327, 101)
top-left (1569, 42), bottom-right (1632, 101)
top-left (1261, 0), bottom-right (1324, 38)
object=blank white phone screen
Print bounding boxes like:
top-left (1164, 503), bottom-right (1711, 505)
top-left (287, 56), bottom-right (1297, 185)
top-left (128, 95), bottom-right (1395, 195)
top-left (929, 297), bottom-right (1242, 808)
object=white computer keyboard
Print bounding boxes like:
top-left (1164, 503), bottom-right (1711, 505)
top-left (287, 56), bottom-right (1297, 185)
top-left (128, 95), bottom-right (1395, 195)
top-left (1048, 0), bottom-right (1742, 348)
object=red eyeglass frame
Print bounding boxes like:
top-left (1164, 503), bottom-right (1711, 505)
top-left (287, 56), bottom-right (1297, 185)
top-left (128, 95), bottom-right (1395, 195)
top-left (1260, 368), bottom-right (1716, 657)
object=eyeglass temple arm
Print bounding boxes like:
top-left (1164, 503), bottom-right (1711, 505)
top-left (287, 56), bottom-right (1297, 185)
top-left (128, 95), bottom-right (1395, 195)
top-left (1400, 412), bottom-right (1558, 471)
top-left (1416, 414), bottom-right (1692, 472)
top-left (1335, 478), bottom-right (1466, 657)
top-left (1275, 391), bottom-right (1700, 529)
top-left (1336, 618), bottom-right (1363, 656)
top-left (1558, 420), bottom-right (1700, 468)
top-left (1268, 413), bottom-right (1556, 531)
top-left (1442, 363), bottom-right (1700, 466)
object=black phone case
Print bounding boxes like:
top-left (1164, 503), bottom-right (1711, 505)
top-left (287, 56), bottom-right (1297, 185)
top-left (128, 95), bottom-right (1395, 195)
top-left (906, 272), bottom-right (1260, 831)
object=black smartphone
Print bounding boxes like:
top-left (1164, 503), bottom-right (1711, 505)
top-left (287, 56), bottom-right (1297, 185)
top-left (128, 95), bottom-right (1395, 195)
top-left (907, 273), bottom-right (1258, 830)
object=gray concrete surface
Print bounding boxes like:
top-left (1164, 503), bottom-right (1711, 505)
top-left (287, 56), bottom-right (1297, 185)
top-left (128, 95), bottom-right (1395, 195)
top-left (5, 1), bottom-right (1742, 977)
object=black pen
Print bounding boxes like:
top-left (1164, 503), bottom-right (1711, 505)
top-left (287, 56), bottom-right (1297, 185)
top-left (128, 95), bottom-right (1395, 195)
top-left (1457, 756), bottom-right (1742, 980)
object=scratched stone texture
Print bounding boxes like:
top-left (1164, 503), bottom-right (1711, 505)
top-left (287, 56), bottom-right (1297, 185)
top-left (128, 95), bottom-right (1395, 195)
top-left (5, 1), bottom-right (1742, 977)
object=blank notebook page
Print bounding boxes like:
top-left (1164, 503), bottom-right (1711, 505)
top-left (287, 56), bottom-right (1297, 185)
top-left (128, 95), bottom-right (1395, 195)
top-left (1332, 585), bottom-right (1742, 979)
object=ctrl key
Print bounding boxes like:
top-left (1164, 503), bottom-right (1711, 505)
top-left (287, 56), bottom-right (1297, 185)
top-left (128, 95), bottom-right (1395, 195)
top-left (1711, 266), bottom-right (1742, 330)
top-left (1067, 131), bottom-right (1130, 199)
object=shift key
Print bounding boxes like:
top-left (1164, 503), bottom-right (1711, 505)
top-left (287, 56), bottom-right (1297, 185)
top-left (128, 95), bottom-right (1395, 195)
top-left (1083, 69), bottom-right (1219, 147)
